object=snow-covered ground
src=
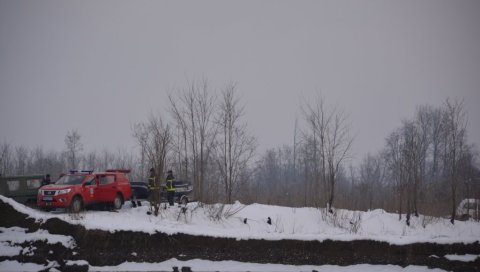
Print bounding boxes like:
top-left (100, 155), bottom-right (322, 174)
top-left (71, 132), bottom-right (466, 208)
top-left (1, 195), bottom-right (479, 271)
top-left (0, 259), bottom-right (453, 272)
top-left (1, 195), bottom-right (479, 245)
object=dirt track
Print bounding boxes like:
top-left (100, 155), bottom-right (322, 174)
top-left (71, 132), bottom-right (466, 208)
top-left (1, 199), bottom-right (479, 272)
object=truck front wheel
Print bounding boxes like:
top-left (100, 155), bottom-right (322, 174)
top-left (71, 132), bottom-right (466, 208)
top-left (70, 196), bottom-right (83, 213)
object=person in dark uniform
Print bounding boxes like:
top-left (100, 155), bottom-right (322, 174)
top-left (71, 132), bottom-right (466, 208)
top-left (165, 170), bottom-right (176, 206)
top-left (42, 174), bottom-right (52, 186)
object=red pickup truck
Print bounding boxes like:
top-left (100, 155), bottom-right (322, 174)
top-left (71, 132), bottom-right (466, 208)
top-left (37, 169), bottom-right (132, 213)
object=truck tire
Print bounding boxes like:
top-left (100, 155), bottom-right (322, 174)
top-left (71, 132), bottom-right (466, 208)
top-left (70, 196), bottom-right (83, 213)
top-left (113, 193), bottom-right (123, 210)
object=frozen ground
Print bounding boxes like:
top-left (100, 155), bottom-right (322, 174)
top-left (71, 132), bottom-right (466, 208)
top-left (1, 195), bottom-right (479, 271)
top-left (1, 195), bottom-right (479, 245)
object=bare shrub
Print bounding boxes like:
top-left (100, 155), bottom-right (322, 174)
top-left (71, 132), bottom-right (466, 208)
top-left (320, 208), bottom-right (362, 234)
top-left (204, 203), bottom-right (225, 221)
top-left (274, 216), bottom-right (284, 233)
top-left (421, 215), bottom-right (439, 228)
top-left (203, 202), bottom-right (246, 222)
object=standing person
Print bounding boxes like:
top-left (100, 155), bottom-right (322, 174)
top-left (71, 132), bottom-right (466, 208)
top-left (42, 174), bottom-right (51, 186)
top-left (147, 168), bottom-right (160, 215)
top-left (165, 170), bottom-right (176, 206)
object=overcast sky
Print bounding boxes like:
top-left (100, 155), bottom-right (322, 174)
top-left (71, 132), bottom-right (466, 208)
top-left (1, 0), bottom-right (479, 164)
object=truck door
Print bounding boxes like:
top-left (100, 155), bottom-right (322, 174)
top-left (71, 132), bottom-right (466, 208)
top-left (83, 176), bottom-right (97, 204)
top-left (96, 174), bottom-right (116, 202)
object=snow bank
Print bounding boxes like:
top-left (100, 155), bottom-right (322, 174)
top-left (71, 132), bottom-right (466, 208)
top-left (1, 195), bottom-right (479, 245)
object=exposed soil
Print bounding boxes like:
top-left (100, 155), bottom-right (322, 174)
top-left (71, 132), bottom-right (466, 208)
top-left (1, 199), bottom-right (479, 272)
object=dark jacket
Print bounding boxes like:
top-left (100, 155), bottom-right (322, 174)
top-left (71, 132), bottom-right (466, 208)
top-left (148, 173), bottom-right (158, 190)
top-left (166, 173), bottom-right (175, 191)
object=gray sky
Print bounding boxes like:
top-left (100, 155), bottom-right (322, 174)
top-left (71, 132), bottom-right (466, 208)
top-left (1, 0), bottom-right (479, 164)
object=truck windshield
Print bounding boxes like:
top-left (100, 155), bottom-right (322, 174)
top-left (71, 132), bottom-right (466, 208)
top-left (55, 175), bottom-right (85, 185)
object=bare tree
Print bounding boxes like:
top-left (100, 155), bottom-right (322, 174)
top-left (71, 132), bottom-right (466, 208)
top-left (384, 120), bottom-right (424, 225)
top-left (44, 150), bottom-right (67, 180)
top-left (132, 112), bottom-right (172, 216)
top-left (413, 106), bottom-right (433, 216)
top-left (215, 83), bottom-right (256, 203)
top-left (14, 146), bottom-right (29, 175)
top-left (325, 106), bottom-right (353, 212)
top-left (169, 79), bottom-right (217, 202)
top-left (84, 151), bottom-right (98, 171)
top-left (65, 130), bottom-right (83, 170)
top-left (401, 120), bottom-right (420, 225)
top-left (301, 96), bottom-right (328, 207)
top-left (301, 94), bottom-right (353, 212)
top-left (380, 101), bottom-right (478, 220)
top-left (359, 153), bottom-right (383, 211)
top-left (29, 147), bottom-right (46, 174)
top-left (429, 107), bottom-right (445, 181)
top-left (133, 113), bottom-right (172, 180)
top-left (254, 146), bottom-right (297, 205)
top-left (0, 142), bottom-right (12, 176)
top-left (443, 98), bottom-right (468, 224)
top-left (384, 129), bottom-right (406, 220)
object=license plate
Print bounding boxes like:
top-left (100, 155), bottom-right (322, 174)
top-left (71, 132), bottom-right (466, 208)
top-left (43, 197), bottom-right (53, 201)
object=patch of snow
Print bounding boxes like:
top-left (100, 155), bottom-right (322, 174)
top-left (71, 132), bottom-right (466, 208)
top-left (66, 259), bottom-right (89, 266)
top-left (0, 260), bottom-right (46, 272)
top-left (0, 226), bottom-right (76, 248)
top-left (0, 241), bottom-right (22, 257)
top-left (89, 258), bottom-right (447, 272)
top-left (444, 254), bottom-right (479, 262)
top-left (21, 246), bottom-right (36, 256)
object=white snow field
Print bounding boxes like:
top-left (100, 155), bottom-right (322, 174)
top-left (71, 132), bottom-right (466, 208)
top-left (1, 195), bottom-right (479, 271)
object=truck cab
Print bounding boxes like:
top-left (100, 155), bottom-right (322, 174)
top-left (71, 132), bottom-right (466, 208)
top-left (37, 169), bottom-right (132, 213)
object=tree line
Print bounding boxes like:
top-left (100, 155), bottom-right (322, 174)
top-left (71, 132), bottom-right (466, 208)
top-left (1, 81), bottom-right (478, 223)
top-left (254, 98), bottom-right (479, 224)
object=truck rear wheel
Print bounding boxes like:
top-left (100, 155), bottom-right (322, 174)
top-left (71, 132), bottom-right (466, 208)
top-left (113, 193), bottom-right (123, 210)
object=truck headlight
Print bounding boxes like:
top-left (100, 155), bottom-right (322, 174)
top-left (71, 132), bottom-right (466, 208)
top-left (57, 188), bottom-right (71, 195)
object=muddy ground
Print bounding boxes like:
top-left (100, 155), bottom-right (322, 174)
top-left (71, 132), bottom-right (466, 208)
top-left (1, 199), bottom-right (479, 272)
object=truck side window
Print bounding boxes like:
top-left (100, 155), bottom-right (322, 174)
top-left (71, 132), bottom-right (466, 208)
top-left (99, 175), bottom-right (115, 185)
top-left (84, 177), bottom-right (95, 186)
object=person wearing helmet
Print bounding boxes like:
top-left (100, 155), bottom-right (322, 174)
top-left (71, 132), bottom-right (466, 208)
top-left (42, 174), bottom-right (52, 186)
top-left (165, 170), bottom-right (176, 206)
top-left (147, 167), bottom-right (160, 215)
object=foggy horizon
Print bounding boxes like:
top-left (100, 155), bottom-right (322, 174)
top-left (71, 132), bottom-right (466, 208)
top-left (1, 0), bottom-right (479, 165)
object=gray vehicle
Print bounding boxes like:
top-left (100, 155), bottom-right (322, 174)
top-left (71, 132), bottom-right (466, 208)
top-left (456, 199), bottom-right (479, 221)
top-left (0, 175), bottom-right (45, 205)
top-left (130, 180), bottom-right (193, 206)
